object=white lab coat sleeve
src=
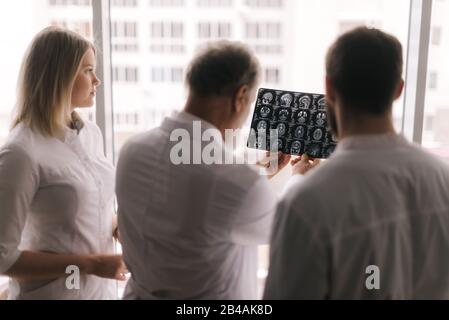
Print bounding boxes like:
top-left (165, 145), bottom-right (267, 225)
top-left (281, 174), bottom-right (306, 196)
top-left (0, 145), bottom-right (38, 274)
top-left (230, 177), bottom-right (278, 245)
top-left (263, 199), bottom-right (329, 299)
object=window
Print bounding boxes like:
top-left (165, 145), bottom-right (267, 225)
top-left (150, 22), bottom-right (183, 38)
top-left (112, 21), bottom-right (139, 52)
top-left (113, 66), bottom-right (139, 82)
top-left (149, 22), bottom-right (185, 53)
top-left (265, 67), bottom-right (281, 84)
top-left (245, 0), bottom-right (283, 7)
top-left (149, 0), bottom-right (185, 6)
top-left (422, 0), bottom-right (449, 160)
top-left (197, 0), bottom-right (233, 7)
top-left (245, 22), bottom-right (281, 39)
top-left (151, 67), bottom-right (184, 83)
top-left (338, 20), bottom-right (382, 35)
top-left (50, 20), bottom-right (92, 38)
top-left (431, 25), bottom-right (442, 46)
top-left (198, 22), bottom-right (231, 38)
top-left (112, 21), bottom-right (138, 38)
top-left (428, 71), bottom-right (438, 89)
top-left (49, 0), bottom-right (91, 6)
top-left (112, 0), bottom-right (138, 6)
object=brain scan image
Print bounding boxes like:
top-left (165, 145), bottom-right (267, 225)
top-left (257, 120), bottom-right (268, 131)
top-left (249, 88), bottom-right (337, 159)
top-left (276, 123), bottom-right (287, 137)
top-left (315, 112), bottom-right (326, 126)
top-left (318, 97), bottom-right (327, 110)
top-left (276, 138), bottom-right (284, 151)
top-left (277, 109), bottom-right (290, 121)
top-left (298, 96), bottom-right (311, 109)
top-left (259, 106), bottom-right (271, 118)
top-left (312, 128), bottom-right (323, 141)
top-left (280, 93), bottom-right (293, 107)
top-left (290, 140), bottom-right (302, 155)
top-left (295, 126), bottom-right (306, 139)
top-left (307, 143), bottom-right (322, 158)
top-left (297, 110), bottom-right (308, 124)
top-left (262, 92), bottom-right (274, 105)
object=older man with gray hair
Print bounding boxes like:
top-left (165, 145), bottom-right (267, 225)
top-left (116, 41), bottom-right (313, 300)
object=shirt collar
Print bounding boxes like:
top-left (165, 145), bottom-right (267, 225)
top-left (161, 110), bottom-right (223, 147)
top-left (334, 133), bottom-right (410, 154)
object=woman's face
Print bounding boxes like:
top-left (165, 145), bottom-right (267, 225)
top-left (71, 48), bottom-right (101, 109)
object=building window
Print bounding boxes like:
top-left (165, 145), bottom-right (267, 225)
top-left (115, 112), bottom-right (140, 126)
top-left (197, 0), bottom-right (233, 7)
top-left (150, 22), bottom-right (184, 38)
top-left (50, 20), bottom-right (92, 38)
top-left (428, 71), bottom-right (438, 89)
top-left (338, 20), bottom-right (382, 35)
top-left (265, 67), bottom-right (280, 84)
top-left (111, 21), bottom-right (138, 52)
top-left (113, 66), bottom-right (139, 83)
top-left (112, 21), bottom-right (138, 38)
top-left (432, 26), bottom-right (442, 46)
top-left (112, 0), bottom-right (138, 6)
top-left (245, 22), bottom-right (281, 39)
top-left (149, 0), bottom-right (185, 7)
top-left (49, 0), bottom-right (91, 5)
top-left (244, 0), bottom-right (283, 7)
top-left (151, 67), bottom-right (184, 83)
top-left (198, 22), bottom-right (231, 39)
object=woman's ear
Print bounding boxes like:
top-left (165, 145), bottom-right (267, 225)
top-left (232, 85), bottom-right (249, 113)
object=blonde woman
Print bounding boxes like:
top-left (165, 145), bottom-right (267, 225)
top-left (0, 27), bottom-right (126, 299)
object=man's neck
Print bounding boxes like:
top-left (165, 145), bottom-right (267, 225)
top-left (183, 95), bottom-right (231, 139)
top-left (338, 110), bottom-right (396, 141)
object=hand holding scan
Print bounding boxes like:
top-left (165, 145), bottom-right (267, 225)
top-left (291, 154), bottom-right (320, 175)
top-left (257, 151), bottom-right (291, 179)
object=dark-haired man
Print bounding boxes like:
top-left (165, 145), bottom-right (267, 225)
top-left (264, 27), bottom-right (449, 299)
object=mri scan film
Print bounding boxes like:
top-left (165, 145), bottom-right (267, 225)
top-left (247, 88), bottom-right (337, 159)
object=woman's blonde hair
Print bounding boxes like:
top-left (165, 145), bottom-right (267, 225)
top-left (12, 26), bottom-right (95, 136)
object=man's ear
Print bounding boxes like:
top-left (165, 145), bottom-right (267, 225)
top-left (232, 85), bottom-right (249, 113)
top-left (325, 76), bottom-right (336, 107)
top-left (394, 79), bottom-right (405, 100)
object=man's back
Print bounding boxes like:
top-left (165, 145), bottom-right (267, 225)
top-left (265, 133), bottom-right (449, 299)
top-left (117, 111), bottom-right (277, 299)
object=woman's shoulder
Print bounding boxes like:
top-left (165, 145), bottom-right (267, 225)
top-left (0, 124), bottom-right (38, 166)
top-left (3, 123), bottom-right (36, 152)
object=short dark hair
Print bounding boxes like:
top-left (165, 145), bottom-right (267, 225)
top-left (186, 41), bottom-right (261, 97)
top-left (326, 27), bottom-right (403, 115)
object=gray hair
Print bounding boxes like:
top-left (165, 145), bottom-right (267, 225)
top-left (186, 41), bottom-right (261, 97)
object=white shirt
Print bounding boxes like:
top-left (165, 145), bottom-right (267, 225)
top-left (0, 120), bottom-right (116, 300)
top-left (116, 111), bottom-right (278, 300)
top-left (264, 133), bottom-right (449, 300)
